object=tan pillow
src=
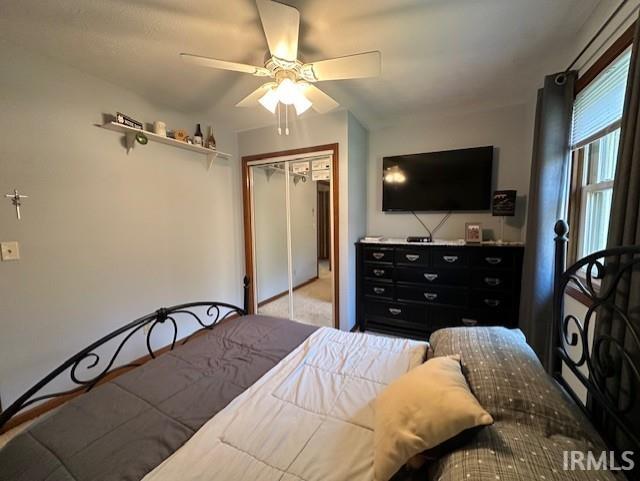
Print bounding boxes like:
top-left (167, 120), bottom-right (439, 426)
top-left (374, 355), bottom-right (493, 481)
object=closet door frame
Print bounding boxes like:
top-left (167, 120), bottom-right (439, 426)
top-left (242, 143), bottom-right (340, 329)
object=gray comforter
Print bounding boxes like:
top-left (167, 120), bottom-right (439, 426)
top-left (0, 315), bottom-right (317, 481)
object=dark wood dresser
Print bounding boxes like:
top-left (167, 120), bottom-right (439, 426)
top-left (355, 240), bottom-right (524, 340)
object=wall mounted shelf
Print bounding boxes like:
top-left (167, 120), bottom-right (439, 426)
top-left (101, 122), bottom-right (231, 170)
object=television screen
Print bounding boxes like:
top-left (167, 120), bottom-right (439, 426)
top-left (382, 146), bottom-right (493, 212)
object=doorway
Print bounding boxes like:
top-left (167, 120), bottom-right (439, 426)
top-left (242, 144), bottom-right (339, 328)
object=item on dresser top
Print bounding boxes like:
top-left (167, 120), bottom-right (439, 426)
top-left (374, 354), bottom-right (493, 481)
top-left (464, 222), bottom-right (482, 243)
top-left (492, 190), bottom-right (517, 243)
top-left (406, 236), bottom-right (432, 243)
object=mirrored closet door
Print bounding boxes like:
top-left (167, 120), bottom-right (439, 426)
top-left (248, 152), bottom-right (335, 328)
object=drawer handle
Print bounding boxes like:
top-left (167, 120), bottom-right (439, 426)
top-left (373, 287), bottom-right (386, 294)
top-left (443, 255), bottom-right (459, 263)
top-left (373, 269), bottom-right (385, 277)
top-left (484, 277), bottom-right (502, 287)
top-left (372, 252), bottom-right (385, 260)
top-left (423, 273), bottom-right (439, 282)
top-left (405, 254), bottom-right (420, 262)
top-left (484, 299), bottom-right (501, 308)
top-left (388, 308), bottom-right (402, 316)
top-left (485, 257), bottom-right (502, 265)
top-left (462, 318), bottom-right (479, 326)
top-left (424, 292), bottom-right (438, 301)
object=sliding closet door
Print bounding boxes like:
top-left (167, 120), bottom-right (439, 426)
top-left (252, 162), bottom-right (291, 318)
top-left (249, 154), bottom-right (334, 327)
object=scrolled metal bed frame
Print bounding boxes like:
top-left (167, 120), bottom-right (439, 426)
top-left (551, 220), bottom-right (640, 461)
top-left (0, 277), bottom-right (250, 431)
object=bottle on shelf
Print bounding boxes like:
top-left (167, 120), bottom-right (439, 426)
top-left (206, 126), bottom-right (216, 150)
top-left (193, 124), bottom-right (203, 146)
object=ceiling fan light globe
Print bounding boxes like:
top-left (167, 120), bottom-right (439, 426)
top-left (293, 95), bottom-right (312, 115)
top-left (258, 88), bottom-right (279, 113)
top-left (275, 78), bottom-right (298, 105)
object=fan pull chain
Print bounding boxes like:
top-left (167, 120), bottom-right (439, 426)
top-left (285, 104), bottom-right (290, 135)
top-left (277, 103), bottom-right (282, 136)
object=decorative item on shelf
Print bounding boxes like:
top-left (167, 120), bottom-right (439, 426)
top-left (166, 130), bottom-right (176, 139)
top-left (174, 129), bottom-right (188, 142)
top-left (135, 132), bottom-right (148, 145)
top-left (193, 124), bottom-right (203, 146)
top-left (465, 223), bottom-right (483, 244)
top-left (206, 126), bottom-right (216, 150)
top-left (153, 121), bottom-right (167, 137)
top-left (492, 190), bottom-right (516, 243)
top-left (186, 137), bottom-right (193, 145)
top-left (115, 112), bottom-right (143, 130)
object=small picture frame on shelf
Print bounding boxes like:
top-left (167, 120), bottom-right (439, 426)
top-left (465, 223), bottom-right (483, 244)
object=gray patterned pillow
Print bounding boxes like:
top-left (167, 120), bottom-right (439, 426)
top-left (427, 421), bottom-right (619, 481)
top-left (429, 327), bottom-right (603, 443)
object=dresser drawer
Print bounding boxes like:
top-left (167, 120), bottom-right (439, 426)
top-left (395, 248), bottom-right (430, 266)
top-left (363, 246), bottom-right (394, 264)
top-left (364, 283), bottom-right (394, 300)
top-left (397, 285), bottom-right (468, 307)
top-left (365, 301), bottom-right (425, 324)
top-left (470, 291), bottom-right (512, 310)
top-left (472, 270), bottom-right (513, 290)
top-left (396, 267), bottom-right (469, 287)
top-left (432, 248), bottom-right (468, 268)
top-left (364, 264), bottom-right (393, 282)
top-left (472, 248), bottom-right (515, 269)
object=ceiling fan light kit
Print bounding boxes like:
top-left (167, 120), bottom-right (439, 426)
top-left (180, 0), bottom-right (382, 136)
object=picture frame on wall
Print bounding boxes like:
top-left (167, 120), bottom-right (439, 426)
top-left (465, 223), bottom-right (483, 244)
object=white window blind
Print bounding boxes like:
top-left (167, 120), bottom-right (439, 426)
top-left (571, 48), bottom-right (632, 148)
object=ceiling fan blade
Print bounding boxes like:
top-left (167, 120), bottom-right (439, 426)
top-left (302, 51), bottom-right (381, 82)
top-left (256, 0), bottom-right (300, 62)
top-left (300, 84), bottom-right (339, 114)
top-left (180, 53), bottom-right (271, 77)
top-left (236, 83), bottom-right (275, 107)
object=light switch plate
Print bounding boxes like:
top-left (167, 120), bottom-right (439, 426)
top-left (1, 241), bottom-right (20, 261)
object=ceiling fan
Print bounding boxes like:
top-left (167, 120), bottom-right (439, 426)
top-left (180, 0), bottom-right (381, 134)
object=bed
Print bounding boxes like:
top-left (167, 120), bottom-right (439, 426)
top-left (1, 223), bottom-right (639, 481)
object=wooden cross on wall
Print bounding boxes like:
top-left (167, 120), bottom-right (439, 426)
top-left (5, 189), bottom-right (29, 220)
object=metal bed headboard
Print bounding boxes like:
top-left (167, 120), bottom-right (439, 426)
top-left (551, 220), bottom-right (640, 457)
top-left (0, 277), bottom-right (250, 431)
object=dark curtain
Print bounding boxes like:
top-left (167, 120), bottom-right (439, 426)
top-left (595, 17), bottom-right (640, 453)
top-left (519, 71), bottom-right (577, 370)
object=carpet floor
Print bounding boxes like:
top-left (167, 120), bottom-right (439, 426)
top-left (258, 261), bottom-right (333, 328)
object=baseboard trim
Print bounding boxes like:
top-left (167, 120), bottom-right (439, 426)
top-left (257, 275), bottom-right (320, 307)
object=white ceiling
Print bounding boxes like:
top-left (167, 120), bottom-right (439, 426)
top-left (0, 0), bottom-right (601, 130)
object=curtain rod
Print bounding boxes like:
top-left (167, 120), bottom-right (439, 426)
top-left (565, 0), bottom-right (631, 73)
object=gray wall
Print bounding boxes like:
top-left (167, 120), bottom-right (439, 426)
top-left (0, 42), bottom-right (244, 407)
top-left (366, 103), bottom-right (530, 242)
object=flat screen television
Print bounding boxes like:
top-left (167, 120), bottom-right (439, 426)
top-left (382, 146), bottom-right (493, 212)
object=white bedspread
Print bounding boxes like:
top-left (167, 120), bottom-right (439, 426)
top-left (143, 327), bottom-right (427, 481)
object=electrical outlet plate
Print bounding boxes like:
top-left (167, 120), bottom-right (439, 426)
top-left (0, 241), bottom-right (20, 261)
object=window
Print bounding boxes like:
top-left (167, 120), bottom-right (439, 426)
top-left (568, 48), bottom-right (631, 263)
